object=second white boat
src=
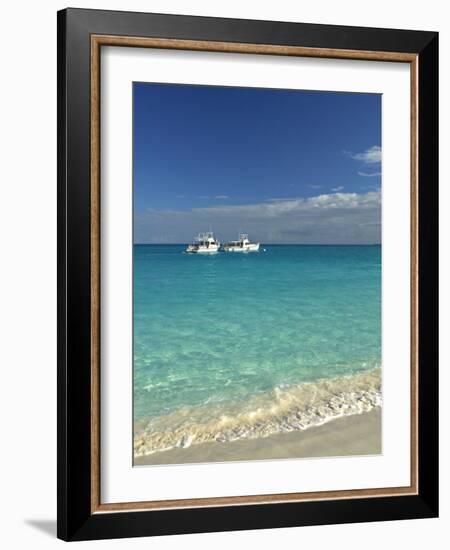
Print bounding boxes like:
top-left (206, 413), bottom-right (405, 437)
top-left (222, 234), bottom-right (260, 252)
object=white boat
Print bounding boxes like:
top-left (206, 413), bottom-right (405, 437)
top-left (186, 232), bottom-right (220, 254)
top-left (222, 234), bottom-right (260, 252)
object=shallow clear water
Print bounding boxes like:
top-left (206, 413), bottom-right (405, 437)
top-left (133, 245), bottom-right (381, 453)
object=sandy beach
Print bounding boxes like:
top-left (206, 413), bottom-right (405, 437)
top-left (135, 407), bottom-right (381, 466)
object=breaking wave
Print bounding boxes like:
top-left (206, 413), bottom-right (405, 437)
top-left (134, 368), bottom-right (381, 457)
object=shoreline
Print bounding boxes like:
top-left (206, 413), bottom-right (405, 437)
top-left (134, 407), bottom-right (381, 466)
top-left (134, 368), bottom-right (381, 458)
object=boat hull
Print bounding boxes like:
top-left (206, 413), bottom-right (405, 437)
top-left (224, 243), bottom-right (260, 252)
top-left (186, 246), bottom-right (220, 254)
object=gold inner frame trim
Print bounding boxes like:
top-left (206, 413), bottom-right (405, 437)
top-left (90, 34), bottom-right (419, 514)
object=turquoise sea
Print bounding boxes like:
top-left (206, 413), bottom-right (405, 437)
top-left (133, 245), bottom-right (381, 457)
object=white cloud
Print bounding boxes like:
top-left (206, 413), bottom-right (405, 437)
top-left (214, 195), bottom-right (229, 200)
top-left (331, 186), bottom-right (344, 192)
top-left (348, 145), bottom-right (381, 164)
top-left (358, 171), bottom-right (381, 178)
top-left (136, 190), bottom-right (381, 244)
top-left (265, 197), bottom-right (301, 202)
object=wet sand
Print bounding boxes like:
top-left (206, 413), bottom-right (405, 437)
top-left (134, 407), bottom-right (381, 466)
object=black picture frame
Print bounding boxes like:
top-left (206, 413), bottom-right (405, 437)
top-left (57, 7), bottom-right (438, 541)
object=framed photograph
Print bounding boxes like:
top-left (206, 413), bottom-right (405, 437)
top-left (57, 8), bottom-right (438, 541)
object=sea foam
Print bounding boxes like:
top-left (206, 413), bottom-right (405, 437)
top-left (134, 367), bottom-right (381, 457)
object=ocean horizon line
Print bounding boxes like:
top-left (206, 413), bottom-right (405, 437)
top-left (134, 242), bottom-right (382, 246)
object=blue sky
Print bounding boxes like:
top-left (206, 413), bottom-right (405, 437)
top-left (133, 83), bottom-right (381, 244)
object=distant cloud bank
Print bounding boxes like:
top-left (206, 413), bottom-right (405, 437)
top-left (134, 190), bottom-right (381, 245)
